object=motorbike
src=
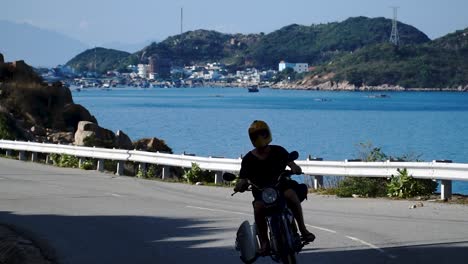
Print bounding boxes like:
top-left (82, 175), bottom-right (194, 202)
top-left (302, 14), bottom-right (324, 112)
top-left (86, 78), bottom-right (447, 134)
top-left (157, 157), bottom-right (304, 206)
top-left (223, 151), bottom-right (309, 264)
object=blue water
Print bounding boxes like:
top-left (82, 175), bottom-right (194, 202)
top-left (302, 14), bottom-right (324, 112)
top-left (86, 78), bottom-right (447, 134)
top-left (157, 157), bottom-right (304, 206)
top-left (73, 87), bottom-right (468, 194)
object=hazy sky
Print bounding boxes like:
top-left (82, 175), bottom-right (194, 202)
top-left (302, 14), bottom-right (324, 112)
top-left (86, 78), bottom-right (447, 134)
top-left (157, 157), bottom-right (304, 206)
top-left (3, 0), bottom-right (468, 46)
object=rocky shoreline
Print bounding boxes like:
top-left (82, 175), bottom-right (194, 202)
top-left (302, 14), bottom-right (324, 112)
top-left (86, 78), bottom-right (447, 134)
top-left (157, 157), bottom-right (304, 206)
top-left (202, 80), bottom-right (468, 92)
top-left (271, 80), bottom-right (468, 92)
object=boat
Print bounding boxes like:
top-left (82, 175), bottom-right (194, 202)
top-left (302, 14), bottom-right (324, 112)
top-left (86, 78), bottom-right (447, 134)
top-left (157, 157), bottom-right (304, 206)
top-left (368, 94), bottom-right (390, 98)
top-left (248, 86), bottom-right (259, 93)
top-left (314, 98), bottom-right (331, 102)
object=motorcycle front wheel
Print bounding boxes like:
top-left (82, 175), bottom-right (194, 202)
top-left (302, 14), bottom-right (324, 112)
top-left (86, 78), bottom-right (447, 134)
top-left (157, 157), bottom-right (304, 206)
top-left (270, 218), bottom-right (297, 264)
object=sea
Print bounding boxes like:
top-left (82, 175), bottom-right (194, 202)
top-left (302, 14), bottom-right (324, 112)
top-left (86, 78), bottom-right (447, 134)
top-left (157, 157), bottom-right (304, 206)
top-left (72, 87), bottom-right (468, 194)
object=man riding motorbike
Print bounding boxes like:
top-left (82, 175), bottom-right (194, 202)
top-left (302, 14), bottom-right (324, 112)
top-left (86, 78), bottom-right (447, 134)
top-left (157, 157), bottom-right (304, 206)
top-left (234, 120), bottom-right (315, 255)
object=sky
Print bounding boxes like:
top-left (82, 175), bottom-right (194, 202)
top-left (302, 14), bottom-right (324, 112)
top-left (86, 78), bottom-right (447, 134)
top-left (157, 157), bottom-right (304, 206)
top-left (2, 0), bottom-right (468, 46)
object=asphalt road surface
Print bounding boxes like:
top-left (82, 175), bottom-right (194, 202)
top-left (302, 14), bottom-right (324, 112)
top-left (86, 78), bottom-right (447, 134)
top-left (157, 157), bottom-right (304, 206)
top-left (1, 157), bottom-right (467, 264)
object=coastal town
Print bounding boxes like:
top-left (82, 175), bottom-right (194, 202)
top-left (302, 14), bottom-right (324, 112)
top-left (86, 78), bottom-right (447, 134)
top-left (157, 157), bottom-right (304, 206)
top-left (38, 60), bottom-right (310, 90)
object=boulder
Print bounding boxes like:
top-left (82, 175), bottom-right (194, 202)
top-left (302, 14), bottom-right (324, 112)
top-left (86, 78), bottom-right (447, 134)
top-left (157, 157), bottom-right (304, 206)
top-left (47, 132), bottom-right (74, 144)
top-left (133, 137), bottom-right (173, 153)
top-left (62, 103), bottom-right (98, 131)
top-left (74, 121), bottom-right (115, 148)
top-left (114, 130), bottom-right (133, 150)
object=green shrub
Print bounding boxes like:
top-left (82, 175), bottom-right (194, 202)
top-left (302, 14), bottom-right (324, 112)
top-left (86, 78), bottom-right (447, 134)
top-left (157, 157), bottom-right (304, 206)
top-left (334, 142), bottom-right (429, 198)
top-left (79, 159), bottom-right (94, 170)
top-left (336, 177), bottom-right (388, 197)
top-left (387, 168), bottom-right (437, 198)
top-left (50, 154), bottom-right (79, 168)
top-left (137, 164), bottom-right (160, 179)
top-left (0, 113), bottom-right (17, 140)
top-left (183, 163), bottom-right (215, 184)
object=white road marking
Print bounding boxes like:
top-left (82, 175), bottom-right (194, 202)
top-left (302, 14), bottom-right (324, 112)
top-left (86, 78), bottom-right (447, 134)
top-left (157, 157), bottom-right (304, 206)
top-left (346, 235), bottom-right (384, 252)
top-left (108, 193), bottom-right (123, 197)
top-left (306, 224), bottom-right (337, 234)
top-left (345, 235), bottom-right (397, 259)
top-left (186, 204), bottom-right (397, 259)
top-left (186, 205), bottom-right (250, 216)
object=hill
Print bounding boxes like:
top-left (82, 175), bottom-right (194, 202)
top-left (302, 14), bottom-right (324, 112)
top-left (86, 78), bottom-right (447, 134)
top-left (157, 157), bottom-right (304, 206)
top-left (245, 16), bottom-right (429, 68)
top-left (0, 20), bottom-right (89, 67)
top-left (66, 47), bottom-right (132, 73)
top-left (67, 16), bottom-right (429, 72)
top-left (304, 27), bottom-right (468, 89)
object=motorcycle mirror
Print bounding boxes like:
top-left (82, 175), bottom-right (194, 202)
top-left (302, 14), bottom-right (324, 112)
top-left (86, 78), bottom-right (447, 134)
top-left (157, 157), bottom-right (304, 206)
top-left (223, 172), bottom-right (237, 182)
top-left (288, 151), bottom-right (299, 161)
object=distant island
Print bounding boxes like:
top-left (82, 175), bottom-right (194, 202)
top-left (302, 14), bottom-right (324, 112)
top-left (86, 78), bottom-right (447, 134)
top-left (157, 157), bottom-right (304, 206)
top-left (55, 17), bottom-right (468, 90)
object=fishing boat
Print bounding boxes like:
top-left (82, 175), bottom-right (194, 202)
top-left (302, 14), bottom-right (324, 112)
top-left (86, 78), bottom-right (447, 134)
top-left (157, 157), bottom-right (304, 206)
top-left (248, 85), bottom-right (259, 93)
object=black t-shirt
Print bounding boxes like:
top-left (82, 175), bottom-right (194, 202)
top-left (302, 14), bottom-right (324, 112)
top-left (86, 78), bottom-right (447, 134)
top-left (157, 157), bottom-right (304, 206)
top-left (239, 145), bottom-right (289, 188)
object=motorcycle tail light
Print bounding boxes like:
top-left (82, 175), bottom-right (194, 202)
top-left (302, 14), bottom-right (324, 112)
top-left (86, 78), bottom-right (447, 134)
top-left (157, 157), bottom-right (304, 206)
top-left (262, 188), bottom-right (278, 204)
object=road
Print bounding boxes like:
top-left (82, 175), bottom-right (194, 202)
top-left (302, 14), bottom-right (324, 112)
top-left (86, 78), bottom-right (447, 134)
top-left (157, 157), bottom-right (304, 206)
top-left (0, 157), bottom-right (467, 264)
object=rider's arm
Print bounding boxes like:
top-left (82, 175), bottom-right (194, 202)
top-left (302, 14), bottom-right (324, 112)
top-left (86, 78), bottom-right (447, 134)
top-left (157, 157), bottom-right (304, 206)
top-left (288, 161), bottom-right (302, 175)
top-left (236, 154), bottom-right (251, 192)
top-left (234, 179), bottom-right (249, 192)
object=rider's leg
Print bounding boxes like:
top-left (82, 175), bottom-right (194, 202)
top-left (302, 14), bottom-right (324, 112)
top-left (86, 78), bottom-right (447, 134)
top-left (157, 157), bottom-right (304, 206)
top-left (284, 189), bottom-right (315, 241)
top-left (253, 200), bottom-right (269, 253)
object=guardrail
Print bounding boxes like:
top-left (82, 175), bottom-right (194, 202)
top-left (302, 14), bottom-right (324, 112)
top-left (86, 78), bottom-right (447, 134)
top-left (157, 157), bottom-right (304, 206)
top-left (1, 139), bottom-right (467, 200)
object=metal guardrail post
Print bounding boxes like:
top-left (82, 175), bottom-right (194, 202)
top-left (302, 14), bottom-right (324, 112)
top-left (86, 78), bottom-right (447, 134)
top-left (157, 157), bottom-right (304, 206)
top-left (441, 180), bottom-right (452, 200)
top-left (162, 166), bottom-right (170, 180)
top-left (97, 159), bottom-right (105, 172)
top-left (214, 171), bottom-right (224, 184)
top-left (308, 156), bottom-right (324, 190)
top-left (18, 151), bottom-right (26, 161)
top-left (116, 161), bottom-right (124, 176)
top-left (138, 163), bottom-right (147, 177)
top-left (436, 160), bottom-right (453, 200)
top-left (45, 155), bottom-right (52, 164)
top-left (31, 152), bottom-right (38, 162)
top-left (5, 150), bottom-right (12, 156)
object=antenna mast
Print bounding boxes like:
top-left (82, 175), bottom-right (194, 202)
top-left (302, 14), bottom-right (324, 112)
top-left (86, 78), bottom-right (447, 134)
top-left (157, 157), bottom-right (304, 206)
top-left (180, 7), bottom-right (183, 35)
top-left (390, 6), bottom-right (400, 46)
top-left (94, 47), bottom-right (97, 73)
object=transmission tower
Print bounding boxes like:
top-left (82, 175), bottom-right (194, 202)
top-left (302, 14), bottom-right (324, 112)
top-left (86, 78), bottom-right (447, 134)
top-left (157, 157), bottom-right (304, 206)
top-left (389, 6), bottom-right (400, 46)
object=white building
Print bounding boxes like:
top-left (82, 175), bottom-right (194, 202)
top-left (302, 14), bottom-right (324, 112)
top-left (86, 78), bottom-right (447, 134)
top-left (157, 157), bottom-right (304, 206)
top-left (278, 61), bottom-right (309, 73)
top-left (137, 64), bottom-right (149, 78)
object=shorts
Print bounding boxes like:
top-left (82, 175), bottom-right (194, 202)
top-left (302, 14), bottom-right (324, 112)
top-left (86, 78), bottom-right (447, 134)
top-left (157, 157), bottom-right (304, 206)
top-left (252, 179), bottom-right (308, 203)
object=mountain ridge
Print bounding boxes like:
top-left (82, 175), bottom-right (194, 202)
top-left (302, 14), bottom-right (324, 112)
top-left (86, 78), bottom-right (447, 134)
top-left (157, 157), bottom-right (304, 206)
top-left (0, 20), bottom-right (89, 67)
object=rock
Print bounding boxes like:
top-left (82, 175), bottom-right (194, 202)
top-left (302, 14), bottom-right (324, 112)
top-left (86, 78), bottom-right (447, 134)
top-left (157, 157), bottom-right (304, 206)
top-left (409, 202), bottom-right (424, 209)
top-left (133, 137), bottom-right (173, 153)
top-left (30, 126), bottom-right (46, 136)
top-left (114, 130), bottom-right (133, 150)
top-left (195, 182), bottom-right (204, 186)
top-left (62, 103), bottom-right (98, 131)
top-left (0, 81), bottom-right (76, 130)
top-left (74, 121), bottom-right (115, 148)
top-left (47, 131), bottom-right (74, 144)
top-left (352, 194), bottom-right (360, 198)
top-left (0, 110), bottom-right (27, 140)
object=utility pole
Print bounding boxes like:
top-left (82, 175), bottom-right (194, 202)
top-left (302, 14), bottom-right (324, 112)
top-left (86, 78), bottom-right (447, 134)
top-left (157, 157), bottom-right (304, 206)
top-left (389, 6), bottom-right (400, 46)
